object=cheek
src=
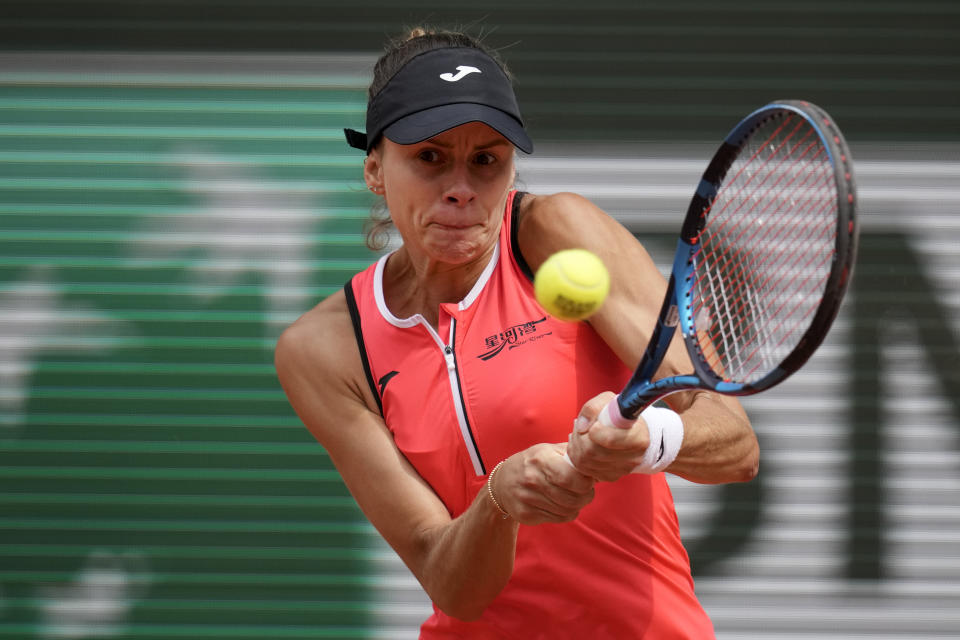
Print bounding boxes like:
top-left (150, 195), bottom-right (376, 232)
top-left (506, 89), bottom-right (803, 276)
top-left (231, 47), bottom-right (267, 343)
top-left (382, 173), bottom-right (426, 217)
top-left (383, 164), bottom-right (440, 208)
top-left (484, 171), bottom-right (515, 211)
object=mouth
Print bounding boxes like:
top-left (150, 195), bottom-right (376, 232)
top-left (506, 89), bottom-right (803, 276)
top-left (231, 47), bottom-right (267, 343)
top-left (430, 221), bottom-right (479, 231)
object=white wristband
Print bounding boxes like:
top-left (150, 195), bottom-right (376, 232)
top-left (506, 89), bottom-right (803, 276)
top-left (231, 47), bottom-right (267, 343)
top-left (630, 406), bottom-right (684, 474)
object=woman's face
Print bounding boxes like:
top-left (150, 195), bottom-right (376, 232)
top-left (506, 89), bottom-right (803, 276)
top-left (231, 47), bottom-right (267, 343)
top-left (365, 121), bottom-right (516, 267)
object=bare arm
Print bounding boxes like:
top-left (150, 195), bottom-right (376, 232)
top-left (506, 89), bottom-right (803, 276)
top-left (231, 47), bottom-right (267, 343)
top-left (274, 294), bottom-right (594, 620)
top-left (517, 192), bottom-right (759, 484)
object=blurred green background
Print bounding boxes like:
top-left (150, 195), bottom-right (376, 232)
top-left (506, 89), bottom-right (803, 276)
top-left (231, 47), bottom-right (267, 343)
top-left (1, 2), bottom-right (958, 639)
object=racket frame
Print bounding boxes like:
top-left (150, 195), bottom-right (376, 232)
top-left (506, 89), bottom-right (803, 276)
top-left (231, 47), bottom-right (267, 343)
top-left (616, 99), bottom-right (858, 420)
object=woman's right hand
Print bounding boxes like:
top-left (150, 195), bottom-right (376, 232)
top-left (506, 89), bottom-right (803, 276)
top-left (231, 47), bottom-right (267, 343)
top-left (490, 444), bottom-right (596, 525)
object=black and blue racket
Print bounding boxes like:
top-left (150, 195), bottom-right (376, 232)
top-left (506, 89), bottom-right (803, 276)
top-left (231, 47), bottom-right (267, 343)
top-left (600, 99), bottom-right (858, 429)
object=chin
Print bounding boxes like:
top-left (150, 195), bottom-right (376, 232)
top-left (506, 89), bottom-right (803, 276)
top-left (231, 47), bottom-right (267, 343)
top-left (426, 231), bottom-right (491, 264)
top-left (435, 243), bottom-right (490, 266)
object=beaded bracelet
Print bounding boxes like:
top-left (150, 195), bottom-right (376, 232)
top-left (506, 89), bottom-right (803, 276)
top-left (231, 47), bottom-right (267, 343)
top-left (486, 460), bottom-right (510, 519)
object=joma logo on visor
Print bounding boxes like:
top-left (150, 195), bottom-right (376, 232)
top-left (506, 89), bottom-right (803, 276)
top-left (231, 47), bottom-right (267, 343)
top-left (439, 66), bottom-right (481, 82)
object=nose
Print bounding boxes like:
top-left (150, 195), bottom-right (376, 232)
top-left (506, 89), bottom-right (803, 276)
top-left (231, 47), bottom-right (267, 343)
top-left (445, 189), bottom-right (476, 206)
top-left (443, 166), bottom-right (477, 207)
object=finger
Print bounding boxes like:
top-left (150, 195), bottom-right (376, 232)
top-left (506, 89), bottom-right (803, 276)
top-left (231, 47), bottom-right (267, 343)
top-left (573, 391), bottom-right (616, 434)
top-left (565, 431), bottom-right (601, 479)
top-left (539, 483), bottom-right (596, 518)
top-left (552, 443), bottom-right (597, 490)
top-left (543, 473), bottom-right (595, 507)
top-left (510, 483), bottom-right (593, 523)
top-left (587, 415), bottom-right (651, 452)
top-left (567, 433), bottom-right (645, 482)
top-left (519, 504), bottom-right (582, 525)
top-left (526, 448), bottom-right (596, 510)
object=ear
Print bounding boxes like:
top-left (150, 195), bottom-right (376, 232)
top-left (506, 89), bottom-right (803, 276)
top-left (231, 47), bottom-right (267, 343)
top-left (364, 151), bottom-right (384, 195)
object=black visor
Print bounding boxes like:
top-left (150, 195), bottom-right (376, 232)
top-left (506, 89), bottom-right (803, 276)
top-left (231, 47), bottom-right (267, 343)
top-left (345, 47), bottom-right (533, 154)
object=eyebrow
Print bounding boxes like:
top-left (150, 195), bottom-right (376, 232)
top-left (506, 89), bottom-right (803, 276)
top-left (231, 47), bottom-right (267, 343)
top-left (422, 136), bottom-right (512, 150)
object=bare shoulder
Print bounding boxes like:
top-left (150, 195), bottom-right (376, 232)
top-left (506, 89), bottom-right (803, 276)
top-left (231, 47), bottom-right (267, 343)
top-left (518, 192), bottom-right (669, 369)
top-left (517, 191), bottom-right (641, 273)
top-left (274, 290), bottom-right (379, 433)
top-left (519, 192), bottom-right (607, 232)
top-left (275, 290), bottom-right (352, 374)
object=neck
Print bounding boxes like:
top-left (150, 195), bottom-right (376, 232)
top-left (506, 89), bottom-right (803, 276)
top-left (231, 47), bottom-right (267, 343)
top-left (382, 244), bottom-right (496, 327)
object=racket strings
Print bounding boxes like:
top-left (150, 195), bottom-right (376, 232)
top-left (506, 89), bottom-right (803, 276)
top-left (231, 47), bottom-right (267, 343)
top-left (692, 113), bottom-right (839, 384)
top-left (695, 136), bottom-right (825, 328)
top-left (700, 118), bottom-right (821, 272)
top-left (701, 201), bottom-right (836, 381)
top-left (695, 119), bottom-right (825, 345)
top-left (701, 177), bottom-right (836, 378)
top-left (700, 142), bottom-right (833, 336)
top-left (725, 242), bottom-right (836, 381)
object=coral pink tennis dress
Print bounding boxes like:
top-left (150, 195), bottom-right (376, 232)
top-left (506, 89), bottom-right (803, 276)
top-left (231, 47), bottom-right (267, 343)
top-left (344, 190), bottom-right (715, 639)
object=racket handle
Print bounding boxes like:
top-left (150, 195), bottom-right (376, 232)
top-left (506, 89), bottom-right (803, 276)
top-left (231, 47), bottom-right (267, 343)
top-left (562, 395), bottom-right (635, 469)
top-left (563, 396), bottom-right (683, 474)
top-left (597, 395), bottom-right (634, 430)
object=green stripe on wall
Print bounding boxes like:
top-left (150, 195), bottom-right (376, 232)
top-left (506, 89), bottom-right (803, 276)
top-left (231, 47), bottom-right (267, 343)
top-left (0, 53), bottom-right (378, 639)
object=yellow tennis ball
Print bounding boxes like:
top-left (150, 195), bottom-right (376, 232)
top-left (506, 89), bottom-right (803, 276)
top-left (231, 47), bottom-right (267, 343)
top-left (534, 249), bottom-right (610, 321)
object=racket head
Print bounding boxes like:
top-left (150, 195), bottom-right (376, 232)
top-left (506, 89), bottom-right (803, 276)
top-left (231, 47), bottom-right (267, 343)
top-left (676, 99), bottom-right (858, 395)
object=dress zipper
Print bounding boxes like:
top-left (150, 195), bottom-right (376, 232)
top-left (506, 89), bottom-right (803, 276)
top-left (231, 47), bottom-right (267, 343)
top-left (442, 318), bottom-right (485, 476)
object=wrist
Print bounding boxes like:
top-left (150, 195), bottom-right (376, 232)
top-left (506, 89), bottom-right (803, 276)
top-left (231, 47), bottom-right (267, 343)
top-left (486, 459), bottom-right (510, 519)
top-left (632, 405), bottom-right (684, 474)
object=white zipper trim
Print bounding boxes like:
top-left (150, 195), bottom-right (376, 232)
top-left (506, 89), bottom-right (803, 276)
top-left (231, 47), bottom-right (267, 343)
top-left (460, 242), bottom-right (499, 311)
top-left (444, 318), bottom-right (484, 476)
top-left (371, 252), bottom-right (486, 476)
top-left (373, 252), bottom-right (422, 328)
top-left (372, 243), bottom-right (499, 325)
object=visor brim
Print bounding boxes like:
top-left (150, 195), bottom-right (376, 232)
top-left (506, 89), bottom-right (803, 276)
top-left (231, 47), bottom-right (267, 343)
top-left (382, 103), bottom-right (533, 154)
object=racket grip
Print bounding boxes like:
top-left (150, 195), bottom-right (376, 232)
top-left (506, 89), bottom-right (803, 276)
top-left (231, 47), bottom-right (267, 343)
top-left (597, 395), bottom-right (634, 429)
top-left (566, 396), bottom-right (683, 474)
top-left (563, 395), bottom-right (633, 469)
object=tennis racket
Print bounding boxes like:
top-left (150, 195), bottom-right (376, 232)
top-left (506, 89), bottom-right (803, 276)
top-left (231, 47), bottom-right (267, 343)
top-left (592, 99), bottom-right (858, 434)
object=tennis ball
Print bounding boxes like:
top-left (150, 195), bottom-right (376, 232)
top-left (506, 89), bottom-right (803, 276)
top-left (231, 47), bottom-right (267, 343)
top-left (534, 249), bottom-right (610, 321)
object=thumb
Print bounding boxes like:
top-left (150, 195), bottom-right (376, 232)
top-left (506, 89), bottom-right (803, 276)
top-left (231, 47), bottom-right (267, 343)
top-left (574, 392), bottom-right (619, 434)
top-left (573, 414), bottom-right (591, 434)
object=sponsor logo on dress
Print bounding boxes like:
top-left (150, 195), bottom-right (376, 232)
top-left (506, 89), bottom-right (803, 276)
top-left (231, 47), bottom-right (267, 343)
top-left (477, 317), bottom-right (551, 361)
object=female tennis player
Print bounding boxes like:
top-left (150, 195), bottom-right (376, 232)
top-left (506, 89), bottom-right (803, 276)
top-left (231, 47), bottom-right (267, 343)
top-left (275, 27), bottom-right (759, 639)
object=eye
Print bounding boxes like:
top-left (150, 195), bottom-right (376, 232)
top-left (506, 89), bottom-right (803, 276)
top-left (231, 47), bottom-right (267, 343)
top-left (473, 152), bottom-right (498, 166)
top-left (417, 149), bottom-right (442, 163)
